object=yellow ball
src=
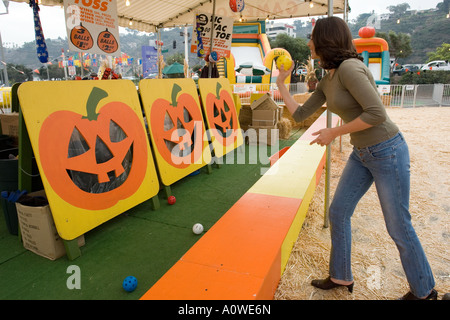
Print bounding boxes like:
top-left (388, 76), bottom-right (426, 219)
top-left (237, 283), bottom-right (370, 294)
top-left (276, 55), bottom-right (292, 70)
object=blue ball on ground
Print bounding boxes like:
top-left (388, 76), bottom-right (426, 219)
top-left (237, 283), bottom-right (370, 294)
top-left (123, 276), bottom-right (138, 292)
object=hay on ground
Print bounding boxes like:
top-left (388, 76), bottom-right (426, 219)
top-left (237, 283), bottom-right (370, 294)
top-left (275, 106), bottom-right (450, 300)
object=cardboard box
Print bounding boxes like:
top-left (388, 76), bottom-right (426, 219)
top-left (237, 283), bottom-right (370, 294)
top-left (0, 113), bottom-right (19, 145)
top-left (252, 109), bottom-right (277, 127)
top-left (16, 190), bottom-right (84, 260)
top-left (250, 93), bottom-right (283, 128)
top-left (250, 93), bottom-right (279, 112)
top-left (238, 105), bottom-right (252, 131)
top-left (248, 124), bottom-right (279, 146)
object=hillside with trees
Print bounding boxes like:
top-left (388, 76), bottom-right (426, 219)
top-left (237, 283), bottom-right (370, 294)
top-left (295, 1), bottom-right (450, 65)
top-left (0, 1), bottom-right (449, 82)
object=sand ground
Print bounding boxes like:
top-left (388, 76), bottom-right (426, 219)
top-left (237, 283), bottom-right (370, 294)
top-left (275, 106), bottom-right (450, 300)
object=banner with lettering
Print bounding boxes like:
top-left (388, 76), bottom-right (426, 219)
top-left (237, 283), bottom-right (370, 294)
top-left (64, 0), bottom-right (121, 56)
top-left (142, 46), bottom-right (158, 78)
top-left (190, 12), bottom-right (233, 59)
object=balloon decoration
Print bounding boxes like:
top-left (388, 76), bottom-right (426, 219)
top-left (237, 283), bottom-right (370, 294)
top-left (229, 0), bottom-right (245, 13)
top-left (209, 51), bottom-right (218, 63)
top-left (29, 0), bottom-right (49, 64)
top-left (195, 14), bottom-right (205, 58)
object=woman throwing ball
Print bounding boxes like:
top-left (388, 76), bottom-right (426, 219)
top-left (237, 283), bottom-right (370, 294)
top-left (276, 16), bottom-right (436, 300)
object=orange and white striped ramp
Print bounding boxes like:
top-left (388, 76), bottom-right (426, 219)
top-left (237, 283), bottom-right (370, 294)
top-left (141, 112), bottom-right (340, 300)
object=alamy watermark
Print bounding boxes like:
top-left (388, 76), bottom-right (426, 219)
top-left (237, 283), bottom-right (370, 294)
top-left (66, 265), bottom-right (81, 290)
top-left (366, 265), bottom-right (382, 290)
top-left (366, 13), bottom-right (381, 29)
top-left (168, 123), bottom-right (281, 175)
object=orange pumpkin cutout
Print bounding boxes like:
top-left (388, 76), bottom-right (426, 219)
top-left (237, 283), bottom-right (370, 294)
top-left (205, 82), bottom-right (239, 147)
top-left (97, 28), bottom-right (119, 54)
top-left (70, 23), bottom-right (94, 50)
top-left (38, 87), bottom-right (148, 211)
top-left (150, 84), bottom-right (204, 169)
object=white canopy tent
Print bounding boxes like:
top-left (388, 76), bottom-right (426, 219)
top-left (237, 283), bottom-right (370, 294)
top-left (9, 0), bottom-right (345, 227)
top-left (9, 0), bottom-right (347, 32)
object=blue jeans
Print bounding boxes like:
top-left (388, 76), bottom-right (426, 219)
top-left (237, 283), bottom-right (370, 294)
top-left (328, 132), bottom-right (435, 297)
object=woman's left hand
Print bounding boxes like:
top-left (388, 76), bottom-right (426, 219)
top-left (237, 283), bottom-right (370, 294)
top-left (310, 128), bottom-right (337, 146)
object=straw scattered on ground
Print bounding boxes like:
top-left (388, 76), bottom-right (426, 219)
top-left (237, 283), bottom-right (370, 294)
top-left (275, 106), bottom-right (450, 300)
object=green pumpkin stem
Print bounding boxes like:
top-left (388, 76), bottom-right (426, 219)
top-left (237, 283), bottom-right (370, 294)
top-left (83, 87), bottom-right (108, 121)
top-left (171, 84), bottom-right (182, 107)
top-left (215, 82), bottom-right (222, 99)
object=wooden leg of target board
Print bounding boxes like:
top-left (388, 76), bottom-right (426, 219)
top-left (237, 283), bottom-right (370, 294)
top-left (163, 185), bottom-right (172, 199)
top-left (64, 239), bottom-right (81, 261)
top-left (150, 195), bottom-right (160, 210)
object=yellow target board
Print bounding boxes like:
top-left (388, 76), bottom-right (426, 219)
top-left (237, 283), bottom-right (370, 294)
top-left (198, 78), bottom-right (243, 159)
top-left (18, 80), bottom-right (159, 240)
top-left (139, 79), bottom-right (212, 187)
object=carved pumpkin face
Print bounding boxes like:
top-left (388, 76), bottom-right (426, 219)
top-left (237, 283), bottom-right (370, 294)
top-left (97, 28), bottom-right (119, 54)
top-left (150, 84), bottom-right (204, 169)
top-left (38, 87), bottom-right (148, 210)
top-left (70, 23), bottom-right (94, 50)
top-left (205, 82), bottom-right (238, 146)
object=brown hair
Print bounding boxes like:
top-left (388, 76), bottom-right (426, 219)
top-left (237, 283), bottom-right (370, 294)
top-left (312, 16), bottom-right (362, 70)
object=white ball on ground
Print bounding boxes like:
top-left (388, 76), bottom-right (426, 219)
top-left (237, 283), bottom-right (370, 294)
top-left (192, 223), bottom-right (204, 234)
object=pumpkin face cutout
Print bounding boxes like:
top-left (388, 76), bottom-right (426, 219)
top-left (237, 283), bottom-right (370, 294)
top-left (205, 82), bottom-right (239, 147)
top-left (70, 23), bottom-right (94, 50)
top-left (150, 84), bottom-right (204, 169)
top-left (97, 28), bottom-right (119, 54)
top-left (38, 87), bottom-right (148, 211)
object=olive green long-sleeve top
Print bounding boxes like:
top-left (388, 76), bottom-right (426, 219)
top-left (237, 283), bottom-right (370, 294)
top-left (292, 58), bottom-right (399, 148)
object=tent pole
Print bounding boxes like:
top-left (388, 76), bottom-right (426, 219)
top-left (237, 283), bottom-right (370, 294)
top-left (344, 0), bottom-right (348, 22)
top-left (184, 26), bottom-right (189, 77)
top-left (324, 0), bottom-right (334, 228)
top-left (208, 0), bottom-right (216, 78)
top-left (157, 27), bottom-right (162, 78)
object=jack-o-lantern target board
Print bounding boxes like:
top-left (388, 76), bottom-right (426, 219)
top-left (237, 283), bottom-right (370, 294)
top-left (18, 81), bottom-right (159, 240)
top-left (198, 78), bottom-right (243, 158)
top-left (139, 79), bottom-right (211, 186)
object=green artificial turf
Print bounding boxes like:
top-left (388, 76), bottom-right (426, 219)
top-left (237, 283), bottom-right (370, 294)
top-left (0, 130), bottom-right (304, 300)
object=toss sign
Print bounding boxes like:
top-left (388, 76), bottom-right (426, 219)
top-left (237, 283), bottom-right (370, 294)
top-left (64, 0), bottom-right (120, 55)
top-left (190, 13), bottom-right (233, 59)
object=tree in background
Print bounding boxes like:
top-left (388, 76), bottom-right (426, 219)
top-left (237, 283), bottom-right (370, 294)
top-left (37, 63), bottom-right (92, 80)
top-left (387, 3), bottom-right (411, 17)
top-left (376, 31), bottom-right (412, 71)
top-left (6, 64), bottom-right (33, 83)
top-left (437, 0), bottom-right (450, 13)
top-left (426, 43), bottom-right (450, 62)
top-left (164, 52), bottom-right (185, 65)
top-left (269, 33), bottom-right (310, 81)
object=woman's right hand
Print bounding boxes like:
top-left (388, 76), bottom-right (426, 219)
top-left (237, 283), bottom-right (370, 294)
top-left (276, 62), bottom-right (295, 86)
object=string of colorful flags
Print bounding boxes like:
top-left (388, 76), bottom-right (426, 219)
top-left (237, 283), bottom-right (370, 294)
top-left (57, 53), bottom-right (139, 68)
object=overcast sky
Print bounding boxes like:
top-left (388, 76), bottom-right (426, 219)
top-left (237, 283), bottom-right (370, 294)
top-left (0, 0), bottom-right (445, 46)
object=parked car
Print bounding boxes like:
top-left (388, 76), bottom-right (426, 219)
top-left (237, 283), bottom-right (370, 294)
top-left (296, 68), bottom-right (307, 76)
top-left (420, 60), bottom-right (450, 71)
top-left (392, 64), bottom-right (421, 76)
